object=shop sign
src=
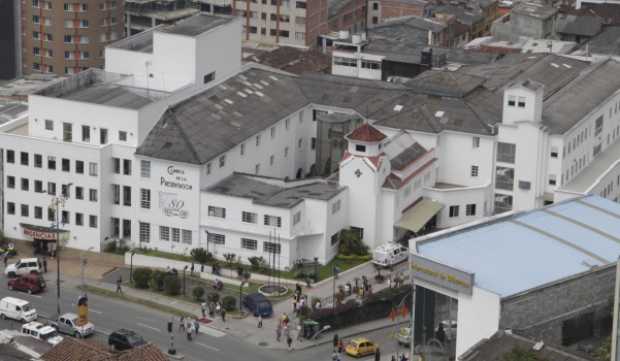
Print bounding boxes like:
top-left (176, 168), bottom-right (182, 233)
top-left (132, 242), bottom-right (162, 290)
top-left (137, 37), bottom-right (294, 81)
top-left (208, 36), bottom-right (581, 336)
top-left (159, 192), bottom-right (189, 219)
top-left (23, 227), bottom-right (57, 241)
top-left (160, 165), bottom-right (193, 191)
top-left (410, 254), bottom-right (474, 295)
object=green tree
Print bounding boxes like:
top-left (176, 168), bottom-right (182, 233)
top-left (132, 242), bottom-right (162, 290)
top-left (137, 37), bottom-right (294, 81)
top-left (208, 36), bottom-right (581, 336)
top-left (338, 229), bottom-right (368, 256)
top-left (190, 248), bottom-right (212, 272)
top-left (149, 270), bottom-right (166, 292)
top-left (222, 295), bottom-right (237, 311)
top-left (132, 268), bottom-right (152, 289)
top-left (192, 286), bottom-right (205, 301)
top-left (223, 253), bottom-right (237, 270)
top-left (248, 256), bottom-right (267, 271)
top-left (163, 274), bottom-right (181, 296)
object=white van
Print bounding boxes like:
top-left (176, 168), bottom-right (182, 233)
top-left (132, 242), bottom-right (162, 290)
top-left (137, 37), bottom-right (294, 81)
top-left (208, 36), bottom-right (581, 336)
top-left (372, 242), bottom-right (408, 267)
top-left (21, 321), bottom-right (63, 345)
top-left (4, 258), bottom-right (40, 277)
top-left (0, 297), bottom-right (38, 322)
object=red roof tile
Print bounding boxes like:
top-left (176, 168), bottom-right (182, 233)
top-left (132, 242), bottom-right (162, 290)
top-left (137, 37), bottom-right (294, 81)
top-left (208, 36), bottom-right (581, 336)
top-left (347, 123), bottom-right (386, 142)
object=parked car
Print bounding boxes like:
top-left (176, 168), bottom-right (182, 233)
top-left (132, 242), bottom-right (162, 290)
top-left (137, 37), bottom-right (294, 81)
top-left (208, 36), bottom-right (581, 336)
top-left (21, 321), bottom-right (63, 345)
top-left (4, 258), bottom-right (40, 277)
top-left (372, 243), bottom-right (408, 267)
top-left (345, 337), bottom-right (378, 357)
top-left (243, 293), bottom-right (273, 317)
top-left (8, 274), bottom-right (46, 294)
top-left (397, 327), bottom-right (411, 345)
top-left (51, 313), bottom-right (95, 338)
top-left (108, 329), bottom-right (146, 351)
top-left (0, 296), bottom-right (37, 322)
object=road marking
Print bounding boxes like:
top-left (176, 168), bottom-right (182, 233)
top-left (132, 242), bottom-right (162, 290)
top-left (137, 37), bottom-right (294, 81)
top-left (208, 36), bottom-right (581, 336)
top-left (97, 327), bottom-right (112, 335)
top-left (196, 342), bottom-right (220, 352)
top-left (27, 294), bottom-right (42, 299)
top-left (199, 327), bottom-right (226, 338)
top-left (137, 322), bottom-right (161, 333)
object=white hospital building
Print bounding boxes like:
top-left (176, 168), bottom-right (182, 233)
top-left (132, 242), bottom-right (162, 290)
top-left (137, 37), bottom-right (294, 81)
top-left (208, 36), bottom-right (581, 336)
top-left (1, 13), bottom-right (620, 269)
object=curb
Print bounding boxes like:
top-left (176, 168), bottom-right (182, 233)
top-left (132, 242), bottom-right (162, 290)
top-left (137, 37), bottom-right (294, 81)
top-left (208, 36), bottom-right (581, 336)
top-left (294, 320), bottom-right (408, 351)
top-left (312, 261), bottom-right (372, 288)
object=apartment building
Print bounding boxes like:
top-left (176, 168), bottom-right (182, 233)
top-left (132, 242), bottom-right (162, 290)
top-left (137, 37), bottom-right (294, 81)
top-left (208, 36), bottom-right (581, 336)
top-left (125, 0), bottom-right (199, 35)
top-left (21, 0), bottom-right (125, 76)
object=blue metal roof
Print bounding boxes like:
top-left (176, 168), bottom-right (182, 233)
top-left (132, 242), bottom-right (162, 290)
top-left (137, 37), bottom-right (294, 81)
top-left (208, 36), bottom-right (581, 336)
top-left (416, 195), bottom-right (620, 297)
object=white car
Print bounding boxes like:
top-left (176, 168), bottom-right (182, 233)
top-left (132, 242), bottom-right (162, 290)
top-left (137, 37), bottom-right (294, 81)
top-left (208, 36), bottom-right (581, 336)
top-left (4, 258), bottom-right (40, 277)
top-left (0, 296), bottom-right (37, 322)
top-left (21, 321), bottom-right (63, 346)
top-left (372, 243), bottom-right (408, 267)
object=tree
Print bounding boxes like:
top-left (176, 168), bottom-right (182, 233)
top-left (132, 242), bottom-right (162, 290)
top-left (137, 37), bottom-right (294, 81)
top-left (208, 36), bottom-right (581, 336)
top-left (149, 270), bottom-right (165, 291)
top-left (338, 229), bottom-right (368, 256)
top-left (132, 268), bottom-right (152, 289)
top-left (192, 286), bottom-right (205, 301)
top-left (163, 274), bottom-right (181, 296)
top-left (191, 248), bottom-right (212, 272)
top-left (502, 347), bottom-right (547, 361)
top-left (248, 256), bottom-right (267, 272)
top-left (223, 253), bottom-right (237, 270)
top-left (222, 295), bottom-right (237, 311)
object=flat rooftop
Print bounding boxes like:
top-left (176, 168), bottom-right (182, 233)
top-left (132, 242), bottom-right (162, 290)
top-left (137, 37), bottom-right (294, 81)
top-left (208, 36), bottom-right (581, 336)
top-left (109, 28), bottom-right (155, 53)
top-left (159, 13), bottom-right (234, 36)
top-left (415, 195), bottom-right (620, 297)
top-left (35, 69), bottom-right (169, 109)
top-left (561, 139), bottom-right (620, 194)
top-left (0, 102), bottom-right (28, 125)
top-left (206, 173), bottom-right (345, 208)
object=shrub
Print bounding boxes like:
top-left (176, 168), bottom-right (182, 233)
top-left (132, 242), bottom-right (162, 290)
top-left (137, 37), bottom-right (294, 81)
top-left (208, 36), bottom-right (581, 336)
top-left (149, 270), bottom-right (165, 291)
top-left (190, 248), bottom-right (212, 269)
top-left (192, 286), bottom-right (205, 301)
top-left (103, 241), bottom-right (117, 254)
top-left (222, 295), bottom-right (237, 311)
top-left (298, 305), bottom-right (312, 321)
top-left (163, 274), bottom-right (181, 296)
top-left (132, 268), bottom-right (152, 289)
top-left (207, 292), bottom-right (220, 304)
top-left (248, 256), bottom-right (267, 271)
top-left (338, 229), bottom-right (368, 256)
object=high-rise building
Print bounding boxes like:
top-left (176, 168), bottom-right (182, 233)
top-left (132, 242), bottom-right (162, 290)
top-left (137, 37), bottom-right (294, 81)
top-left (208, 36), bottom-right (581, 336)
top-left (0, 0), bottom-right (20, 79)
top-left (21, 0), bottom-right (125, 76)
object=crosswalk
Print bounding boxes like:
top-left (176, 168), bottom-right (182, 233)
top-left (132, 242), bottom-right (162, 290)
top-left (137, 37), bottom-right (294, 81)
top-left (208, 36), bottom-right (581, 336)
top-left (199, 326), bottom-right (226, 338)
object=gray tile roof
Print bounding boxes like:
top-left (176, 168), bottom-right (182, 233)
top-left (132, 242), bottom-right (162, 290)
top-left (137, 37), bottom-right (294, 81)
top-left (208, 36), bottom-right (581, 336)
top-left (405, 70), bottom-right (487, 97)
top-left (556, 13), bottom-right (603, 36)
top-left (390, 142), bottom-right (428, 170)
top-left (159, 13), bottom-right (234, 36)
top-left (586, 26), bottom-right (620, 56)
top-left (206, 173), bottom-right (345, 208)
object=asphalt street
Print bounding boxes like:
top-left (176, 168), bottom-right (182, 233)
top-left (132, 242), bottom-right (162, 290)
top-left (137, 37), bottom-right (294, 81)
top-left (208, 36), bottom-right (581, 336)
top-left (0, 272), bottom-right (283, 361)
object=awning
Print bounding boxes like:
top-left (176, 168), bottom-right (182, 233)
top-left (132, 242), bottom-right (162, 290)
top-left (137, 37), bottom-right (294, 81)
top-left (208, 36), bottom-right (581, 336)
top-left (20, 223), bottom-right (69, 242)
top-left (397, 199), bottom-right (443, 233)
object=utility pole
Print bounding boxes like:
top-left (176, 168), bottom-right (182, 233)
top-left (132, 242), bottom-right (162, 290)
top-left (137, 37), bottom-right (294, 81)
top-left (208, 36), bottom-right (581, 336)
top-left (410, 271), bottom-right (416, 361)
top-left (51, 182), bottom-right (71, 318)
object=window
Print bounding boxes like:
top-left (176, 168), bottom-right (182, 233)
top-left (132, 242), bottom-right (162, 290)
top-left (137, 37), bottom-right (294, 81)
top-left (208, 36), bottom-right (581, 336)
top-left (203, 72), bottom-right (215, 84)
top-left (332, 199), bottom-right (341, 214)
top-left (270, 155), bottom-right (274, 165)
top-left (361, 60), bottom-right (381, 70)
top-left (21, 178), bottom-right (29, 191)
top-left (32, 15), bottom-right (39, 24)
top-left (551, 147), bottom-right (559, 158)
top-left (311, 137), bottom-right (317, 150)
top-left (122, 186), bottom-right (131, 206)
top-left (75, 186), bottom-right (83, 199)
top-left (112, 184), bottom-right (120, 204)
top-left (62, 158), bottom-right (70, 172)
top-left (207, 232), bottom-right (225, 245)
top-left (271, 127), bottom-right (276, 138)
top-left (354, 144), bottom-right (367, 153)
top-left (63, 35), bottom-right (72, 44)
top-left (334, 57), bottom-right (357, 67)
top-left (242, 211), bottom-right (257, 223)
top-left (472, 136), bottom-right (480, 148)
top-left (471, 165), bottom-right (479, 177)
top-left (285, 118), bottom-right (290, 130)
top-left (160, 226), bottom-right (170, 241)
top-left (517, 97), bottom-right (526, 108)
top-left (118, 131), bottom-right (127, 142)
top-left (34, 206), bottom-right (42, 219)
top-left (20, 152), bottom-right (29, 166)
top-left (7, 176), bottom-right (14, 189)
top-left (298, 138), bottom-right (302, 148)
top-left (293, 211), bottom-right (301, 225)
top-left (255, 164), bottom-right (260, 174)
top-left (264, 215), bottom-right (282, 227)
top-left (139, 222), bottom-right (150, 243)
top-left (47, 208), bottom-right (54, 221)
top-left (172, 228), bottom-right (180, 243)
top-left (140, 160), bottom-right (150, 178)
top-left (208, 206), bottom-right (226, 218)
top-left (240, 143), bottom-right (245, 156)
top-left (81, 125), bottom-right (90, 142)
top-left (48, 156), bottom-right (56, 170)
top-left (465, 204), bottom-right (476, 216)
top-left (73, 160), bottom-right (84, 174)
top-left (21, 204), bottom-right (29, 217)
top-left (549, 174), bottom-right (557, 186)
top-left (122, 219), bottom-right (131, 238)
top-left (109, 218), bottom-right (119, 237)
top-left (75, 213), bottom-right (84, 226)
top-left (61, 184), bottom-right (70, 198)
top-left (34, 154), bottom-right (42, 168)
top-left (595, 116), bottom-right (603, 136)
top-left (219, 155), bottom-right (226, 168)
top-left (80, 19), bottom-right (88, 28)
top-left (497, 142), bottom-right (516, 163)
top-left (47, 182), bottom-right (56, 195)
top-left (140, 189), bottom-right (151, 209)
top-left (61, 210), bottom-right (69, 224)
top-left (113, 158), bottom-right (120, 174)
top-left (256, 135), bottom-right (261, 147)
top-left (284, 147), bottom-right (289, 157)
top-left (88, 162), bottom-right (98, 176)
top-left (6, 150), bottom-right (14, 163)
top-left (123, 159), bottom-right (131, 175)
top-left (89, 189), bottom-right (97, 202)
top-left (182, 230), bottom-right (192, 244)
top-left (263, 242), bottom-right (281, 254)
top-left (507, 95), bottom-right (516, 107)
top-left (449, 205), bottom-right (459, 218)
top-left (34, 180), bottom-right (43, 193)
top-left (63, 122), bottom-right (72, 142)
top-left (100, 128), bottom-right (108, 144)
top-left (241, 238), bottom-right (257, 250)
top-left (206, 163), bottom-right (211, 175)
top-left (7, 202), bottom-right (15, 215)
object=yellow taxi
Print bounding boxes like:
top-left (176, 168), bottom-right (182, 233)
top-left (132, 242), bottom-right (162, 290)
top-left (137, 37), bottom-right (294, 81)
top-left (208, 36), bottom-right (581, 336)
top-left (345, 337), bottom-right (378, 357)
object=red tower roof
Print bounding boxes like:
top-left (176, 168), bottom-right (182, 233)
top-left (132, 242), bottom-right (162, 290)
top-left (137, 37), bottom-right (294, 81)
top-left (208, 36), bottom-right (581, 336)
top-left (346, 123), bottom-right (386, 142)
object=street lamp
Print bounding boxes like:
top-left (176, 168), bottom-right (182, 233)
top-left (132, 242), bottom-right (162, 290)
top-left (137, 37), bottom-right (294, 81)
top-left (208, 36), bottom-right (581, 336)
top-left (51, 182), bottom-right (72, 318)
top-left (183, 265), bottom-right (188, 296)
top-left (239, 280), bottom-right (247, 316)
top-left (332, 263), bottom-right (340, 315)
top-left (80, 246), bottom-right (94, 291)
top-left (130, 250), bottom-right (136, 283)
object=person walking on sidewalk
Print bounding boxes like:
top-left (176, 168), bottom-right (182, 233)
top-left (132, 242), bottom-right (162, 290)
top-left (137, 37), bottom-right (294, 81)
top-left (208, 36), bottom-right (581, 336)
top-left (116, 276), bottom-right (123, 294)
top-left (276, 323), bottom-right (282, 342)
top-left (257, 314), bottom-right (263, 328)
top-left (179, 316), bottom-right (185, 332)
top-left (221, 309), bottom-right (226, 322)
top-left (42, 257), bottom-right (47, 273)
top-left (194, 318), bottom-right (200, 336)
top-left (200, 302), bottom-right (206, 318)
top-left (287, 335), bottom-right (293, 351)
top-left (186, 321), bottom-right (193, 341)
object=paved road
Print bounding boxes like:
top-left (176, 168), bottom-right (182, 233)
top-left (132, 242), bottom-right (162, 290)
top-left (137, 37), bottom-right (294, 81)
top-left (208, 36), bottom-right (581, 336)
top-left (0, 272), bottom-right (283, 361)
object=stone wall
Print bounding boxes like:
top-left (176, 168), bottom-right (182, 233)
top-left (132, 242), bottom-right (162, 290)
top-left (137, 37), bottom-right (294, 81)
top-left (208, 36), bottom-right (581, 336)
top-left (499, 264), bottom-right (615, 346)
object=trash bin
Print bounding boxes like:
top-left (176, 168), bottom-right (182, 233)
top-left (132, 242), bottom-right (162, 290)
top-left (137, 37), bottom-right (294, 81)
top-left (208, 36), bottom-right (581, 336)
top-left (303, 320), bottom-right (320, 339)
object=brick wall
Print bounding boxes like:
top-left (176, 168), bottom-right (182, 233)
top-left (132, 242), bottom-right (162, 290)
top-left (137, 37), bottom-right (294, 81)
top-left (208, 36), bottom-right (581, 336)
top-left (499, 264), bottom-right (615, 346)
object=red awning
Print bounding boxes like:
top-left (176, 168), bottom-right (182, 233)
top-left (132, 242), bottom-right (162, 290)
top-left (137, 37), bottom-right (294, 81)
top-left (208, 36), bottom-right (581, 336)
top-left (20, 223), bottom-right (68, 241)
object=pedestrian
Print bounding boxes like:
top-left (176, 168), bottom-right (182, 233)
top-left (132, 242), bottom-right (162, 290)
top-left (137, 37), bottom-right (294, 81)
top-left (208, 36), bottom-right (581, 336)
top-left (391, 354), bottom-right (397, 361)
top-left (287, 335), bottom-right (293, 350)
top-left (257, 314), bottom-right (263, 328)
top-left (283, 324), bottom-right (290, 341)
top-left (388, 277), bottom-right (392, 289)
top-left (3, 255), bottom-right (7, 268)
top-left (116, 276), bottom-right (123, 294)
top-left (179, 316), bottom-right (185, 332)
top-left (216, 302), bottom-right (221, 315)
top-left (338, 340), bottom-right (344, 354)
top-left (292, 297), bottom-right (297, 313)
top-left (42, 257), bottom-right (47, 273)
top-left (375, 347), bottom-right (381, 361)
top-left (209, 302), bottom-right (215, 317)
top-left (186, 322), bottom-right (193, 341)
top-left (194, 318), bottom-right (200, 336)
top-left (200, 302), bottom-right (207, 318)
top-left (221, 308), bottom-right (226, 322)
top-left (276, 323), bottom-right (282, 342)
top-left (190, 262), bottom-right (195, 276)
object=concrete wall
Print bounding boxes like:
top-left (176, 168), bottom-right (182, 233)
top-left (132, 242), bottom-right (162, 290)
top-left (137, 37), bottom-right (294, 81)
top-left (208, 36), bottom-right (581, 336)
top-left (457, 286), bottom-right (502, 357)
top-left (500, 264), bottom-right (615, 346)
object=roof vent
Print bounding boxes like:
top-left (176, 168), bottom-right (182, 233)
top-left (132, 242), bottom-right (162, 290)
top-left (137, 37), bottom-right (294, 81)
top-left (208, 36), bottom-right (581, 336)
top-left (532, 341), bottom-right (544, 351)
top-left (254, 83), bottom-right (264, 89)
top-left (260, 80), bottom-right (270, 86)
top-left (435, 110), bottom-right (445, 118)
top-left (394, 104), bottom-right (404, 112)
top-left (269, 75), bottom-right (279, 81)
top-left (550, 62), bottom-right (559, 68)
top-left (237, 91), bottom-right (247, 98)
top-left (562, 63), bottom-right (572, 69)
top-left (255, 91), bottom-right (264, 97)
top-left (224, 98), bottom-right (234, 105)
